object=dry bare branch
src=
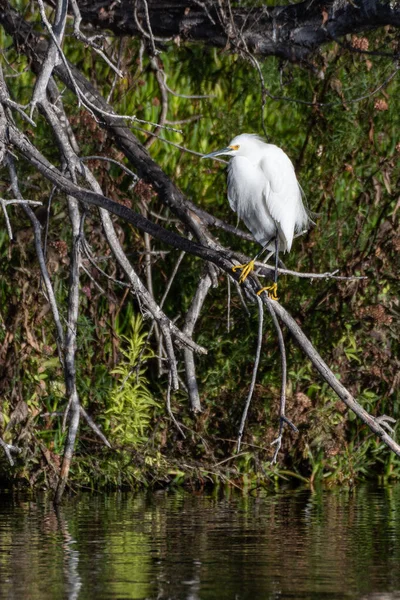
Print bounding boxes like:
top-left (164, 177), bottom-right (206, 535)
top-left (0, 437), bottom-right (21, 466)
top-left (183, 271), bottom-right (213, 413)
top-left (237, 295), bottom-right (264, 452)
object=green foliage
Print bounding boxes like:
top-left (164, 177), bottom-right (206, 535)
top-left (104, 315), bottom-right (159, 446)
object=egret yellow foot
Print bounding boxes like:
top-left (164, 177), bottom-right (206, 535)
top-left (257, 282), bottom-right (278, 301)
top-left (232, 259), bottom-right (255, 284)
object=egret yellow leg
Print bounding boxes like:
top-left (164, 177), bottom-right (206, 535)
top-left (257, 282), bottom-right (278, 301)
top-left (232, 259), bottom-right (255, 284)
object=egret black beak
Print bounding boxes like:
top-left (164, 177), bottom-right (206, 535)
top-left (201, 147), bottom-right (232, 159)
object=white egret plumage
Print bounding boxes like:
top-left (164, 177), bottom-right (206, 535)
top-left (202, 133), bottom-right (311, 299)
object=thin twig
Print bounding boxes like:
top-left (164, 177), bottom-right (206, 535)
top-left (165, 115), bottom-right (203, 125)
top-left (166, 372), bottom-right (186, 437)
top-left (214, 452), bottom-right (248, 467)
top-left (80, 263), bottom-right (107, 295)
top-left (145, 57), bottom-right (169, 149)
top-left (80, 156), bottom-right (139, 181)
top-left (233, 277), bottom-right (251, 317)
top-left (256, 263), bottom-right (368, 281)
top-left (134, 131), bottom-right (208, 157)
top-left (160, 250), bottom-right (186, 309)
top-left (227, 274), bottom-right (231, 333)
top-left (161, 71), bottom-right (213, 99)
top-left (263, 66), bottom-right (399, 109)
top-left (1, 200), bottom-right (13, 240)
top-left (227, 18), bottom-right (269, 138)
top-left (106, 38), bottom-right (124, 103)
top-left (0, 58), bottom-right (36, 126)
top-left (237, 295), bottom-right (264, 452)
top-left (80, 405), bottom-right (112, 448)
top-left (81, 95), bottom-right (183, 133)
top-left (69, 0), bottom-right (123, 77)
top-left (43, 186), bottom-right (56, 259)
top-left (133, 0), bottom-right (173, 44)
top-left (82, 240), bottom-right (130, 288)
top-left (143, 231), bottom-right (154, 298)
top-left (263, 298), bottom-right (291, 464)
top-left (6, 154), bottom-right (65, 355)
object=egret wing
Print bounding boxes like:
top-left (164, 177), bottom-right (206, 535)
top-left (228, 156), bottom-right (276, 246)
top-left (259, 146), bottom-right (306, 251)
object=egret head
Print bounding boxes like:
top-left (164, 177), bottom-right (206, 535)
top-left (202, 133), bottom-right (261, 160)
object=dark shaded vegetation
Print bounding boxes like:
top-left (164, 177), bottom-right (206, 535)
top-left (0, 0), bottom-right (399, 494)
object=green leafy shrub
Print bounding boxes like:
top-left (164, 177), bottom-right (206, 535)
top-left (104, 316), bottom-right (159, 447)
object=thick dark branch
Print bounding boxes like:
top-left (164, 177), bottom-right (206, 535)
top-left (75, 0), bottom-right (400, 61)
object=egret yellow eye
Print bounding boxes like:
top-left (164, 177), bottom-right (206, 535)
top-left (230, 144), bottom-right (240, 151)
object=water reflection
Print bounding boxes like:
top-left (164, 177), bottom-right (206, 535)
top-left (0, 485), bottom-right (399, 599)
top-left (55, 506), bottom-right (82, 600)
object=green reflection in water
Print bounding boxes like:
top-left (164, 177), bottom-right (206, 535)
top-left (0, 485), bottom-right (400, 599)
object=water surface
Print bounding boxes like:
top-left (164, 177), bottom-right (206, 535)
top-left (1, 485), bottom-right (400, 599)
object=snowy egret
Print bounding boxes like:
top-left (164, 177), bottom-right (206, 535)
top-left (202, 133), bottom-right (311, 299)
